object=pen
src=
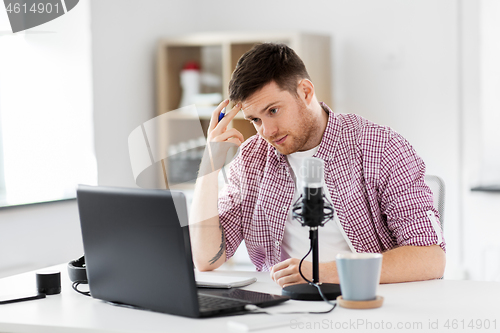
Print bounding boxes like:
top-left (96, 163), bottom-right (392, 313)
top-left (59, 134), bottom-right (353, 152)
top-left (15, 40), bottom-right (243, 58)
top-left (218, 107), bottom-right (226, 122)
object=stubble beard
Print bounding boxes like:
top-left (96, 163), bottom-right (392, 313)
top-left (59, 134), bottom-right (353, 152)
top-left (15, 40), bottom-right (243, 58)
top-left (272, 99), bottom-right (317, 155)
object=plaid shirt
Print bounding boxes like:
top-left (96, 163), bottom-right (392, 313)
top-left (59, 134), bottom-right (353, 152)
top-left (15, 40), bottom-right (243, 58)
top-left (219, 103), bottom-right (445, 271)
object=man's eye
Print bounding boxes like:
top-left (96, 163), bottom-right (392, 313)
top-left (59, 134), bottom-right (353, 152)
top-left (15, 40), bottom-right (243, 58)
top-left (251, 118), bottom-right (260, 123)
top-left (270, 108), bottom-right (279, 115)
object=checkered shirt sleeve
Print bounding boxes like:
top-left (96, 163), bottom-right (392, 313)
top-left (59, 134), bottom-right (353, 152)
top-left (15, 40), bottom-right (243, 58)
top-left (217, 151), bottom-right (244, 260)
top-left (377, 129), bottom-right (445, 250)
top-left (330, 114), bottom-right (445, 253)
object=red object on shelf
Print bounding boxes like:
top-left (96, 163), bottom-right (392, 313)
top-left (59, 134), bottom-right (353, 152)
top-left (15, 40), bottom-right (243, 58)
top-left (183, 61), bottom-right (200, 70)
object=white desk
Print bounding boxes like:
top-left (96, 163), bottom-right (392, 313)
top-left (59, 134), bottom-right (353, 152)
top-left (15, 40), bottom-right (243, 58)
top-left (0, 264), bottom-right (499, 333)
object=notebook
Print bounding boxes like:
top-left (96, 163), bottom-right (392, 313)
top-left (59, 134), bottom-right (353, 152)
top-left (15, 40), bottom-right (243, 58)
top-left (76, 185), bottom-right (289, 318)
top-left (195, 272), bottom-right (257, 288)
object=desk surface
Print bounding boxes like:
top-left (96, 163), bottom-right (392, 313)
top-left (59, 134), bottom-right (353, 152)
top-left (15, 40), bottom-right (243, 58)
top-left (0, 264), bottom-right (499, 333)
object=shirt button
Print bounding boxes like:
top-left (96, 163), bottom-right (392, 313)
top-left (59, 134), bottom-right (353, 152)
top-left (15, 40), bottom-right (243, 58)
top-left (282, 206), bottom-right (287, 211)
top-left (275, 241), bottom-right (280, 247)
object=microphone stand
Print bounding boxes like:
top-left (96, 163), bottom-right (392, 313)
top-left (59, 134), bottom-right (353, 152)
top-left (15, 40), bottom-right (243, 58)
top-left (281, 196), bottom-right (342, 301)
top-left (310, 227), bottom-right (320, 283)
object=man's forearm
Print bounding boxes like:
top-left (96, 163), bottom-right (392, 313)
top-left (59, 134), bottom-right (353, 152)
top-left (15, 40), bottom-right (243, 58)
top-left (378, 244), bottom-right (446, 283)
top-left (189, 172), bottom-right (226, 271)
top-left (188, 100), bottom-right (243, 271)
top-left (318, 245), bottom-right (445, 285)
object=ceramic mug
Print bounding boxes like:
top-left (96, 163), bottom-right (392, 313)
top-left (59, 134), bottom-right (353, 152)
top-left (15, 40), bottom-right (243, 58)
top-left (336, 252), bottom-right (383, 301)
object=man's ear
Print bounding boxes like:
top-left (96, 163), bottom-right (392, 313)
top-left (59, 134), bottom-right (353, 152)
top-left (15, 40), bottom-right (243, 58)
top-left (297, 79), bottom-right (315, 106)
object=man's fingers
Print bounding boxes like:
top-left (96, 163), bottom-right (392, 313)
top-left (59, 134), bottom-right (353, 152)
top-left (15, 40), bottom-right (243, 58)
top-left (271, 267), bottom-right (287, 281)
top-left (208, 99), bottom-right (229, 132)
top-left (214, 128), bottom-right (244, 144)
top-left (271, 262), bottom-right (295, 281)
top-left (226, 137), bottom-right (243, 147)
top-left (272, 259), bottom-right (291, 273)
top-left (270, 264), bottom-right (280, 281)
top-left (277, 273), bottom-right (303, 288)
top-left (270, 258), bottom-right (314, 288)
top-left (208, 101), bottom-right (242, 144)
top-left (218, 102), bottom-right (241, 128)
top-left (282, 280), bottom-right (302, 288)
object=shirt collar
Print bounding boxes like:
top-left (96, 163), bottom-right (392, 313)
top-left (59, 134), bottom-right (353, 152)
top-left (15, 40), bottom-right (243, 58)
top-left (315, 102), bottom-right (340, 161)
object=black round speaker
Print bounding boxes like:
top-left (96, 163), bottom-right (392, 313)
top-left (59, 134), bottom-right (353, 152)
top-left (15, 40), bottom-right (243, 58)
top-left (36, 271), bottom-right (61, 295)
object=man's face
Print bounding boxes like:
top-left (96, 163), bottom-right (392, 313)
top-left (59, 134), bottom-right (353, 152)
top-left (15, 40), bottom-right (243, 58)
top-left (241, 81), bottom-right (318, 155)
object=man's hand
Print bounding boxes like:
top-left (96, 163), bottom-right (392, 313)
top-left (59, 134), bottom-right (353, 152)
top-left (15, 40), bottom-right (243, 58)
top-left (207, 99), bottom-right (244, 146)
top-left (270, 258), bottom-right (312, 288)
top-left (201, 100), bottom-right (245, 173)
top-left (270, 259), bottom-right (340, 288)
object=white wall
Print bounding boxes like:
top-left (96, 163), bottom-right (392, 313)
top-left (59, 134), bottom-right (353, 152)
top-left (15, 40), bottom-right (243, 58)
top-left (0, 201), bottom-right (82, 278)
top-left (0, 0), bottom-right (194, 277)
top-left (461, 0), bottom-right (500, 281)
top-left (91, 0), bottom-right (194, 188)
top-left (479, 0), bottom-right (500, 185)
top-left (2, 0), bottom-right (499, 281)
top-left (0, 1), bottom-right (93, 277)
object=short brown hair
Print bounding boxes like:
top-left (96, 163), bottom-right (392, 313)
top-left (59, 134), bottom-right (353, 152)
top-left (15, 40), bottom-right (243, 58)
top-left (228, 43), bottom-right (311, 103)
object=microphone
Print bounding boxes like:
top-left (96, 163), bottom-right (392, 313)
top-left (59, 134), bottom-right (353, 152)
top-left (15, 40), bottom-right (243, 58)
top-left (283, 157), bottom-right (340, 301)
top-left (292, 157), bottom-right (333, 228)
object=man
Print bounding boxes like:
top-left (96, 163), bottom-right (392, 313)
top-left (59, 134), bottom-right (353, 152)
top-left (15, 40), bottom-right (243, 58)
top-left (189, 43), bottom-right (445, 288)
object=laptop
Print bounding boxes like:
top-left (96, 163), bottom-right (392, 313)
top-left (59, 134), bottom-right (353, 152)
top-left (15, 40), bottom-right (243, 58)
top-left (76, 185), bottom-right (289, 318)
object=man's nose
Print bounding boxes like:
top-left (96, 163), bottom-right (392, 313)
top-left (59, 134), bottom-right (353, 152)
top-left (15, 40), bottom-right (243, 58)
top-left (261, 120), bottom-right (278, 139)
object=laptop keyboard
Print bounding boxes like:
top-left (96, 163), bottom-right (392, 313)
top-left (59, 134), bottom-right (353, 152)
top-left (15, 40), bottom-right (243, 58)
top-left (198, 294), bottom-right (249, 312)
top-left (212, 288), bottom-right (279, 304)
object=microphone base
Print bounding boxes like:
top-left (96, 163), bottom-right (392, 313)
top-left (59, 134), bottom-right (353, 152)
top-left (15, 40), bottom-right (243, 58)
top-left (282, 283), bottom-right (341, 301)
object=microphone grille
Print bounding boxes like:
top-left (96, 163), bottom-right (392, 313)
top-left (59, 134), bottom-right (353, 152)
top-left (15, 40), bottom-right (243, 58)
top-left (301, 157), bottom-right (324, 185)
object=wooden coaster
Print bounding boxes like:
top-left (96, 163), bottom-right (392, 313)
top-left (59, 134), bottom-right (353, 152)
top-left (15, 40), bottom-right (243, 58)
top-left (336, 296), bottom-right (384, 309)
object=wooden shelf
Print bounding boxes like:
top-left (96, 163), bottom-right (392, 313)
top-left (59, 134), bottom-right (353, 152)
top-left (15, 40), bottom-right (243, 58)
top-left (165, 107), bottom-right (248, 120)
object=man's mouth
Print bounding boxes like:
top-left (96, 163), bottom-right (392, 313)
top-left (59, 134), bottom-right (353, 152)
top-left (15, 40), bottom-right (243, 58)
top-left (274, 135), bottom-right (288, 145)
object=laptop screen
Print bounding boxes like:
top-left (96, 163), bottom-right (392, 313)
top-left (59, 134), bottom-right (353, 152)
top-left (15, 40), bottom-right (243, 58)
top-left (77, 185), bottom-right (200, 317)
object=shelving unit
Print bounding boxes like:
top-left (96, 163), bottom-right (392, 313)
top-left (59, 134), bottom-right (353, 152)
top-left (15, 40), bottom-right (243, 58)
top-left (155, 32), bottom-right (332, 189)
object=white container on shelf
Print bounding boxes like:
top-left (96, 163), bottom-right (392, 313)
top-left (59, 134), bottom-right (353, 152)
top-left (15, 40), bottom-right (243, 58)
top-left (178, 61), bottom-right (201, 108)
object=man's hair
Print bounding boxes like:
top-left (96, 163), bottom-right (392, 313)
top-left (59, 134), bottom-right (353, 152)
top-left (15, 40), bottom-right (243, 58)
top-left (228, 43), bottom-right (311, 103)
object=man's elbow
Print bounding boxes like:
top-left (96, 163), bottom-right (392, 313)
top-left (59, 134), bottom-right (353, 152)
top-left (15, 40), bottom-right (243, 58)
top-left (192, 254), bottom-right (226, 272)
top-left (195, 264), bottom-right (215, 272)
top-left (428, 245), bottom-right (446, 279)
top-left (194, 260), bottom-right (221, 272)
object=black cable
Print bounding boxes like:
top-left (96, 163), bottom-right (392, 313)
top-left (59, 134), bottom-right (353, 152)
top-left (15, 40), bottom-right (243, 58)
top-left (244, 242), bottom-right (337, 316)
top-left (70, 239), bottom-right (334, 316)
top-left (298, 244), bottom-right (313, 284)
top-left (297, 242), bottom-right (337, 314)
top-left (310, 284), bottom-right (337, 312)
top-left (72, 281), bottom-right (91, 297)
